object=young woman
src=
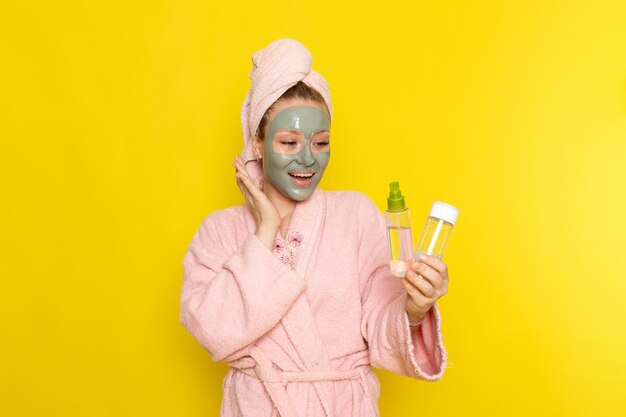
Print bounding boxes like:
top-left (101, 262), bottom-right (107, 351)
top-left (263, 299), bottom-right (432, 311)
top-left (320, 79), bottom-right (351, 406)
top-left (180, 38), bottom-right (449, 417)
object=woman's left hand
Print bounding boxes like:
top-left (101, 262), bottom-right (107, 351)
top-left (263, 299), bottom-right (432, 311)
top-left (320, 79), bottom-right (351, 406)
top-left (402, 255), bottom-right (449, 325)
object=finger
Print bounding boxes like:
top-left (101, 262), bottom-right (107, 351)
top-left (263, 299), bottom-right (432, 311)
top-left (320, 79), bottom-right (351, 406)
top-left (236, 172), bottom-right (266, 201)
top-left (233, 157), bottom-right (251, 176)
top-left (417, 254), bottom-right (449, 281)
top-left (235, 174), bottom-right (253, 201)
top-left (410, 261), bottom-right (444, 291)
top-left (235, 171), bottom-right (255, 194)
top-left (234, 158), bottom-right (261, 194)
top-left (402, 277), bottom-right (430, 302)
top-left (402, 279), bottom-right (432, 313)
top-left (236, 157), bottom-right (265, 189)
top-left (406, 270), bottom-right (436, 298)
top-left (238, 164), bottom-right (261, 191)
top-left (235, 177), bottom-right (256, 212)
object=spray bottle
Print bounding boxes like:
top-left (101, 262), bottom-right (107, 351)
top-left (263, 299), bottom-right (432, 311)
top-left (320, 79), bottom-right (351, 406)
top-left (385, 181), bottom-right (414, 277)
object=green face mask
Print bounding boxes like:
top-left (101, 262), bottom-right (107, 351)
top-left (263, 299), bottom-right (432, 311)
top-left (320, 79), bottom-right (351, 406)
top-left (263, 105), bottom-right (331, 201)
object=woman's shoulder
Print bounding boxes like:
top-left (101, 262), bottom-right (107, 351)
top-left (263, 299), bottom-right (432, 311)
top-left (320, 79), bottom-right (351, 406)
top-left (323, 189), bottom-right (375, 204)
top-left (198, 204), bottom-right (248, 231)
top-left (322, 189), bottom-right (380, 215)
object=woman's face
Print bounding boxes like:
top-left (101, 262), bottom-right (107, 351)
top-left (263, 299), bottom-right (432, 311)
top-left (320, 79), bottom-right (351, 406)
top-left (255, 98), bottom-right (331, 202)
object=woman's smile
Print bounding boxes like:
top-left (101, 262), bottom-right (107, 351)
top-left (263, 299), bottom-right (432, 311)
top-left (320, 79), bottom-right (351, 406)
top-left (288, 170), bottom-right (316, 187)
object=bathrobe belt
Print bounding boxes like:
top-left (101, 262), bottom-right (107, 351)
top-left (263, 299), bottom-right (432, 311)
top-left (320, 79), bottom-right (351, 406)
top-left (237, 363), bottom-right (367, 383)
top-left (235, 364), bottom-right (378, 417)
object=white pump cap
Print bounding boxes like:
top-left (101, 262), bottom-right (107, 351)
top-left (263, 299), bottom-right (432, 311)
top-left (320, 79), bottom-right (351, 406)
top-left (429, 201), bottom-right (460, 225)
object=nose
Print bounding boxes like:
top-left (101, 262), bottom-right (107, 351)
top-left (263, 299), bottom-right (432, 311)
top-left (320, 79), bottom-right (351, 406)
top-left (296, 142), bottom-right (315, 166)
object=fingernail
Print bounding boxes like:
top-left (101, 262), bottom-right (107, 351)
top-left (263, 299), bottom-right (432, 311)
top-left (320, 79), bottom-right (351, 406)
top-left (407, 270), bottom-right (415, 278)
top-left (420, 254), bottom-right (428, 261)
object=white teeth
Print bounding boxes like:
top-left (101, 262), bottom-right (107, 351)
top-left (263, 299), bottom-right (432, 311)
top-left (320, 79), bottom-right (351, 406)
top-left (290, 172), bottom-right (314, 178)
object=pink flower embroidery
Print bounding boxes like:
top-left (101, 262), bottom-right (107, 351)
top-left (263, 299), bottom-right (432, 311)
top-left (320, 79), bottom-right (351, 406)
top-left (273, 231), bottom-right (302, 271)
top-left (287, 232), bottom-right (303, 247)
top-left (273, 239), bottom-right (285, 252)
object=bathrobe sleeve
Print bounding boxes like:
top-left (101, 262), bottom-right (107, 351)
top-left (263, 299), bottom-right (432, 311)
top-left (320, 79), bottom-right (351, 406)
top-left (357, 194), bottom-right (447, 381)
top-left (180, 210), bottom-right (306, 363)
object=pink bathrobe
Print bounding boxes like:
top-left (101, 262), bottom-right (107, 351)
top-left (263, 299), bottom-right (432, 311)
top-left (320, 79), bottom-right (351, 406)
top-left (180, 189), bottom-right (446, 417)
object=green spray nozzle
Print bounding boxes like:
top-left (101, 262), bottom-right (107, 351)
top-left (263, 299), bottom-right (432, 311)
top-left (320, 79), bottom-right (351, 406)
top-left (387, 181), bottom-right (406, 211)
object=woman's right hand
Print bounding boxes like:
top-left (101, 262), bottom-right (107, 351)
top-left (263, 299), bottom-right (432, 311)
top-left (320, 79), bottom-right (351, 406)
top-left (233, 157), bottom-right (280, 250)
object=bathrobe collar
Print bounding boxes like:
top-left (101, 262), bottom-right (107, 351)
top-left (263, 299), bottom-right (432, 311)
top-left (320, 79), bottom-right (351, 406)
top-left (244, 187), bottom-right (325, 278)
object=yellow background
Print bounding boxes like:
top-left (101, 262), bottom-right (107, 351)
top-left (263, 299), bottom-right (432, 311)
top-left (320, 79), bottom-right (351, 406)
top-left (2, 1), bottom-right (625, 416)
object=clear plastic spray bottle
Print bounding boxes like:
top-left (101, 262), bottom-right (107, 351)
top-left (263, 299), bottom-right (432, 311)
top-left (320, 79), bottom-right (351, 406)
top-left (414, 201), bottom-right (459, 260)
top-left (385, 182), bottom-right (414, 277)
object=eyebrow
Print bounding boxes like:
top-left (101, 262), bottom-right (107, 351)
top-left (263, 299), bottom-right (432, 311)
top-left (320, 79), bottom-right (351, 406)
top-left (275, 129), bottom-right (330, 137)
